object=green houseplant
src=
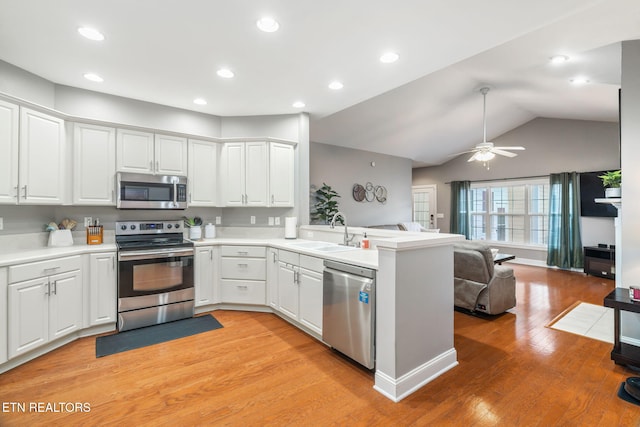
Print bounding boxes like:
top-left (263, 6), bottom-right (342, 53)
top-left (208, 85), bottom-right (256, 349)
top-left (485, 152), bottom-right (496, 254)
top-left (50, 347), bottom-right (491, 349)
top-left (311, 183), bottom-right (343, 225)
top-left (598, 170), bottom-right (621, 198)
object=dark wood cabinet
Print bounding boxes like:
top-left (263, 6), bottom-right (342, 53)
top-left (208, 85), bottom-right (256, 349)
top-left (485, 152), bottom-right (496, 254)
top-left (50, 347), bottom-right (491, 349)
top-left (604, 289), bottom-right (640, 368)
top-left (584, 246), bottom-right (615, 280)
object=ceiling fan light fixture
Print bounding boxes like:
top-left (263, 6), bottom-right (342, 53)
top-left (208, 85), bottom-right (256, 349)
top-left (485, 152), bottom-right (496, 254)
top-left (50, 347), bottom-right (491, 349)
top-left (257, 17), bottom-right (279, 33)
top-left (550, 55), bottom-right (569, 64)
top-left (475, 151), bottom-right (495, 162)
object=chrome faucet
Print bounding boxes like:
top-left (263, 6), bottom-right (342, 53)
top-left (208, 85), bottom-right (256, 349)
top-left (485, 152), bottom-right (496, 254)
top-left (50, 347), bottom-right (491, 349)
top-left (330, 211), bottom-right (355, 246)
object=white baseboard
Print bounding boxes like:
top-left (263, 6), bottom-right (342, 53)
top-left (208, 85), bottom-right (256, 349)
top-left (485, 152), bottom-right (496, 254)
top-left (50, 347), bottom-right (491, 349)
top-left (373, 348), bottom-right (458, 402)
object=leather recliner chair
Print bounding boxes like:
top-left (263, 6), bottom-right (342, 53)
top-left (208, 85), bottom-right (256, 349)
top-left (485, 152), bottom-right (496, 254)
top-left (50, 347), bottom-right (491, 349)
top-left (453, 241), bottom-right (516, 315)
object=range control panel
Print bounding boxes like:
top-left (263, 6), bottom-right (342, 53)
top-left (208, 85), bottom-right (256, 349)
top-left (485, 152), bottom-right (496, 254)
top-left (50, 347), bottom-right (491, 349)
top-left (115, 220), bottom-right (183, 235)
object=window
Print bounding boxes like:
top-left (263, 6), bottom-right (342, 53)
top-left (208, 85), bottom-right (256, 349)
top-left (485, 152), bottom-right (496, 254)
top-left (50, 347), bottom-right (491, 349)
top-left (412, 185), bottom-right (437, 229)
top-left (469, 178), bottom-right (549, 246)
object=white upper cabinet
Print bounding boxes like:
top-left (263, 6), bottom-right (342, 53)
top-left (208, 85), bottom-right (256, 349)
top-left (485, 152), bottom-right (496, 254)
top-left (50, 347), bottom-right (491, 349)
top-left (188, 139), bottom-right (218, 206)
top-left (117, 129), bottom-right (187, 175)
top-left (0, 99), bottom-right (19, 204)
top-left (73, 123), bottom-right (116, 205)
top-left (269, 142), bottom-right (295, 207)
top-left (19, 107), bottom-right (66, 204)
top-left (155, 134), bottom-right (188, 175)
top-left (221, 141), bottom-right (268, 206)
top-left (116, 128), bottom-right (154, 173)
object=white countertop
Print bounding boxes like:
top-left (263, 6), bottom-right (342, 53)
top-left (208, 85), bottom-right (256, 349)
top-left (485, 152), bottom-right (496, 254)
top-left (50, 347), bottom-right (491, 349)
top-left (0, 243), bottom-right (117, 268)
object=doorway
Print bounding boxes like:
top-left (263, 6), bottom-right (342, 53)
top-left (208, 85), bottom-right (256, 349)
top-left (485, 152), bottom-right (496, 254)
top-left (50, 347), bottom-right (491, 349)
top-left (412, 185), bottom-right (437, 230)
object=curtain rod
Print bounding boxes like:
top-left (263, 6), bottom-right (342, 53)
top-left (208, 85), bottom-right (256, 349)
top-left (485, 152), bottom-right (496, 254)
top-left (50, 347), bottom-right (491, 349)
top-left (445, 174), bottom-right (549, 185)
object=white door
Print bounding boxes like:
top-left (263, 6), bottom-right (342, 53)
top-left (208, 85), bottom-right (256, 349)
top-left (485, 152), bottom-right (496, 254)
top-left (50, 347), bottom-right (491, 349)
top-left (245, 141), bottom-right (268, 206)
top-left (298, 267), bottom-right (323, 335)
top-left (221, 142), bottom-right (246, 206)
top-left (48, 270), bottom-right (83, 340)
top-left (0, 100), bottom-right (19, 204)
top-left (277, 262), bottom-right (298, 320)
top-left (89, 252), bottom-right (117, 325)
top-left (19, 108), bottom-right (66, 204)
top-left (269, 142), bottom-right (294, 207)
top-left (8, 277), bottom-right (49, 358)
top-left (155, 134), bottom-right (187, 175)
top-left (73, 123), bottom-right (116, 205)
top-left (116, 128), bottom-right (154, 173)
top-left (188, 139), bottom-right (218, 206)
top-left (195, 246), bottom-right (215, 307)
top-left (412, 185), bottom-right (438, 230)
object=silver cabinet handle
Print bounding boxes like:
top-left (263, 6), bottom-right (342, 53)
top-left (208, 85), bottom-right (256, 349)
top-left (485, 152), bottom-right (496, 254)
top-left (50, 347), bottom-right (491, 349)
top-left (45, 281), bottom-right (50, 296)
top-left (149, 161), bottom-right (153, 171)
top-left (271, 195), bottom-right (274, 204)
top-left (52, 280), bottom-right (57, 295)
top-left (112, 189), bottom-right (115, 202)
top-left (156, 160), bottom-right (159, 171)
top-left (237, 263), bottom-right (248, 268)
top-left (13, 186), bottom-right (18, 198)
top-left (112, 255), bottom-right (115, 269)
top-left (237, 251), bottom-right (249, 255)
top-left (43, 266), bottom-right (60, 274)
top-left (237, 285), bottom-right (248, 290)
top-left (210, 249), bottom-right (213, 261)
top-left (190, 193), bottom-right (192, 203)
top-left (22, 185), bottom-right (27, 198)
top-left (272, 252), bottom-right (277, 263)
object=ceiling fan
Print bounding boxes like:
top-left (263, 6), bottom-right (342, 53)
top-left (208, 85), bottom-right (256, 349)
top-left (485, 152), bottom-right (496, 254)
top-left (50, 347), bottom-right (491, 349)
top-left (465, 87), bottom-right (525, 163)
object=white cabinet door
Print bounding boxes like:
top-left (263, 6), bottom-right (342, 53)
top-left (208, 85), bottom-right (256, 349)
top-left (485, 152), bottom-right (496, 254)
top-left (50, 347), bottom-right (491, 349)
top-left (155, 134), bottom-right (187, 175)
top-left (298, 267), bottom-right (323, 335)
top-left (277, 262), bottom-right (298, 320)
top-left (48, 270), bottom-right (83, 340)
top-left (188, 139), bottom-right (218, 206)
top-left (73, 123), bottom-right (116, 205)
top-left (267, 248), bottom-right (279, 309)
top-left (8, 277), bottom-right (49, 358)
top-left (0, 267), bottom-right (8, 364)
top-left (245, 141), bottom-right (268, 206)
top-left (269, 142), bottom-right (295, 207)
top-left (19, 107), bottom-right (66, 204)
top-left (89, 253), bottom-right (117, 326)
top-left (220, 142), bottom-right (246, 206)
top-left (116, 128), bottom-right (154, 173)
top-left (195, 246), bottom-right (215, 307)
top-left (0, 99), bottom-right (19, 204)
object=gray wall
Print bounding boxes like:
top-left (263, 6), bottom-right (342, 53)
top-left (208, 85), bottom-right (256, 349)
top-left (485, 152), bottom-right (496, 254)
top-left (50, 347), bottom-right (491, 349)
top-left (310, 142), bottom-right (413, 226)
top-left (413, 117), bottom-right (620, 260)
top-left (0, 60), bottom-right (55, 107)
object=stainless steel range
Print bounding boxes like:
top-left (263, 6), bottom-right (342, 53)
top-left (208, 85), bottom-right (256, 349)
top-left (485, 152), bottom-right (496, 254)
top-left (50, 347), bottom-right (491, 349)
top-left (116, 220), bottom-right (194, 332)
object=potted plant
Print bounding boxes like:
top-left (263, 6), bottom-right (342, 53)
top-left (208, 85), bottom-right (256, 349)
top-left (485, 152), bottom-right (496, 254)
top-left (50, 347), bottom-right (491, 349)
top-left (183, 216), bottom-right (203, 240)
top-left (598, 170), bottom-right (621, 198)
top-left (311, 183), bottom-right (343, 225)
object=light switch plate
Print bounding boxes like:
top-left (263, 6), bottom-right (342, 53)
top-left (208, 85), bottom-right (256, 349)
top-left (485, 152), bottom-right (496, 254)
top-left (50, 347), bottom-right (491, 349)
top-left (215, 216), bottom-right (221, 225)
top-left (268, 217), bottom-right (274, 226)
top-left (250, 216), bottom-right (256, 225)
top-left (0, 217), bottom-right (3, 230)
top-left (274, 217), bottom-right (280, 225)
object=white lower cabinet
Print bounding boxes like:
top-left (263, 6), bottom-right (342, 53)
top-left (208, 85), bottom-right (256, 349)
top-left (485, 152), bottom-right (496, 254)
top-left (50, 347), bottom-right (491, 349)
top-left (8, 258), bottom-right (83, 359)
top-left (0, 267), bottom-right (7, 364)
top-left (88, 252), bottom-right (117, 326)
top-left (195, 245), bottom-right (218, 307)
top-left (276, 250), bottom-right (323, 335)
top-left (219, 246), bottom-right (266, 305)
top-left (267, 248), bottom-right (279, 309)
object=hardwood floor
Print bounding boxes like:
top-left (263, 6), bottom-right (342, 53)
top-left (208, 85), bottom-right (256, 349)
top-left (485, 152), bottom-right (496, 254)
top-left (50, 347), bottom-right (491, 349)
top-left (1, 265), bottom-right (638, 426)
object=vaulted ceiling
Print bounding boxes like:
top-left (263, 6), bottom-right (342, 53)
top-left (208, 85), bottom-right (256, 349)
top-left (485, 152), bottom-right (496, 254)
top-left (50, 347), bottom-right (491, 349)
top-left (1, 0), bottom-right (639, 166)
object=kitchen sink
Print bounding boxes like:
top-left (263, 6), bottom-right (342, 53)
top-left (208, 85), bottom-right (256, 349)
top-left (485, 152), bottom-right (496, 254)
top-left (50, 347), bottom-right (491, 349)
top-left (286, 241), bottom-right (334, 249)
top-left (286, 240), bottom-right (359, 253)
top-left (312, 245), bottom-right (359, 253)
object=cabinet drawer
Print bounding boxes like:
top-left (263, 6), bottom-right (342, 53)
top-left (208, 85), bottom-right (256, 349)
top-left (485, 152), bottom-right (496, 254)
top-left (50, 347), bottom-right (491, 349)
top-left (278, 249), bottom-right (299, 265)
top-left (300, 255), bottom-right (323, 272)
top-left (220, 258), bottom-right (266, 280)
top-left (221, 246), bottom-right (265, 258)
top-left (9, 255), bottom-right (82, 284)
top-left (220, 280), bottom-right (265, 305)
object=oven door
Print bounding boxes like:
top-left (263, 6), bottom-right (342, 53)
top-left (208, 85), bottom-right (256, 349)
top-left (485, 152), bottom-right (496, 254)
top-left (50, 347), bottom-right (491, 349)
top-left (118, 247), bottom-right (194, 301)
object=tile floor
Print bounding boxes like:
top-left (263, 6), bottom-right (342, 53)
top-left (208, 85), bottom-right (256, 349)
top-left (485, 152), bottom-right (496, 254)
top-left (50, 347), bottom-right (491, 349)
top-left (549, 302), bottom-right (614, 344)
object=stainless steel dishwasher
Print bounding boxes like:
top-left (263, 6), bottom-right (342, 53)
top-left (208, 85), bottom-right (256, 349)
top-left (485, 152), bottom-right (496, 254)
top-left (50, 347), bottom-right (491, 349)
top-left (322, 259), bottom-right (376, 369)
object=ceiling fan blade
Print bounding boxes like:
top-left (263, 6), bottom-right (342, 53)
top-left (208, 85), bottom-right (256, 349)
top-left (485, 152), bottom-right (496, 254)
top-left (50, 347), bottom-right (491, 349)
top-left (467, 152), bottom-right (479, 162)
top-left (493, 146), bottom-right (525, 150)
top-left (448, 149), bottom-right (476, 157)
top-left (492, 149), bottom-right (518, 158)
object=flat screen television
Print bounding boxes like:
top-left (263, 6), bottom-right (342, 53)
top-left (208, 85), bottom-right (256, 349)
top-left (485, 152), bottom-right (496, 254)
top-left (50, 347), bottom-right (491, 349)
top-left (579, 171), bottom-right (617, 217)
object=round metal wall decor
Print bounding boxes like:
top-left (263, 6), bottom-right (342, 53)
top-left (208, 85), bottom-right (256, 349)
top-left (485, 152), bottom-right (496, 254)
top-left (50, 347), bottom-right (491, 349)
top-left (352, 184), bottom-right (366, 202)
top-left (352, 182), bottom-right (388, 204)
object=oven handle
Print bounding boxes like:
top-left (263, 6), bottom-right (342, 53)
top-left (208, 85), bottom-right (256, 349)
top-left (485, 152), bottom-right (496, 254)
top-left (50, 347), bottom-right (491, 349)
top-left (118, 247), bottom-right (194, 261)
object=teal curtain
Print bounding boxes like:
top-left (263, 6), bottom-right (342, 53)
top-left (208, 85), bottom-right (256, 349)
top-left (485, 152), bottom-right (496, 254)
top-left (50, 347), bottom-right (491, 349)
top-left (450, 180), bottom-right (471, 239)
top-left (547, 172), bottom-right (583, 268)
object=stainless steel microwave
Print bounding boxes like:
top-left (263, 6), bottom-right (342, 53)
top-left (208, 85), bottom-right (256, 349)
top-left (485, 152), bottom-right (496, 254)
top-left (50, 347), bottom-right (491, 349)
top-left (116, 172), bottom-right (188, 209)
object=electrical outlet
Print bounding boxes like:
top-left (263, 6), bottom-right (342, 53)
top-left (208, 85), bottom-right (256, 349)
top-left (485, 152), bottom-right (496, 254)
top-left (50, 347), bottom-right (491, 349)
top-left (215, 216), bottom-right (221, 225)
top-left (268, 217), bottom-right (274, 226)
top-left (274, 217), bottom-right (280, 225)
top-left (250, 216), bottom-right (256, 225)
top-left (84, 217), bottom-right (93, 227)
top-left (0, 217), bottom-right (3, 230)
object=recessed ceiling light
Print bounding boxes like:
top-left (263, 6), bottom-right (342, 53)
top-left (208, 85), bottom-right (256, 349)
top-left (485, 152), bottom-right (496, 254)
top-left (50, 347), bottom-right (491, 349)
top-left (292, 101), bottom-right (305, 108)
top-left (380, 52), bottom-right (399, 63)
top-left (78, 27), bottom-right (104, 41)
top-left (550, 55), bottom-right (569, 64)
top-left (570, 77), bottom-right (590, 85)
top-left (193, 98), bottom-right (207, 105)
top-left (83, 73), bottom-right (103, 82)
top-left (328, 81), bottom-right (344, 90)
top-left (217, 68), bottom-right (234, 79)
top-left (257, 17), bottom-right (279, 33)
